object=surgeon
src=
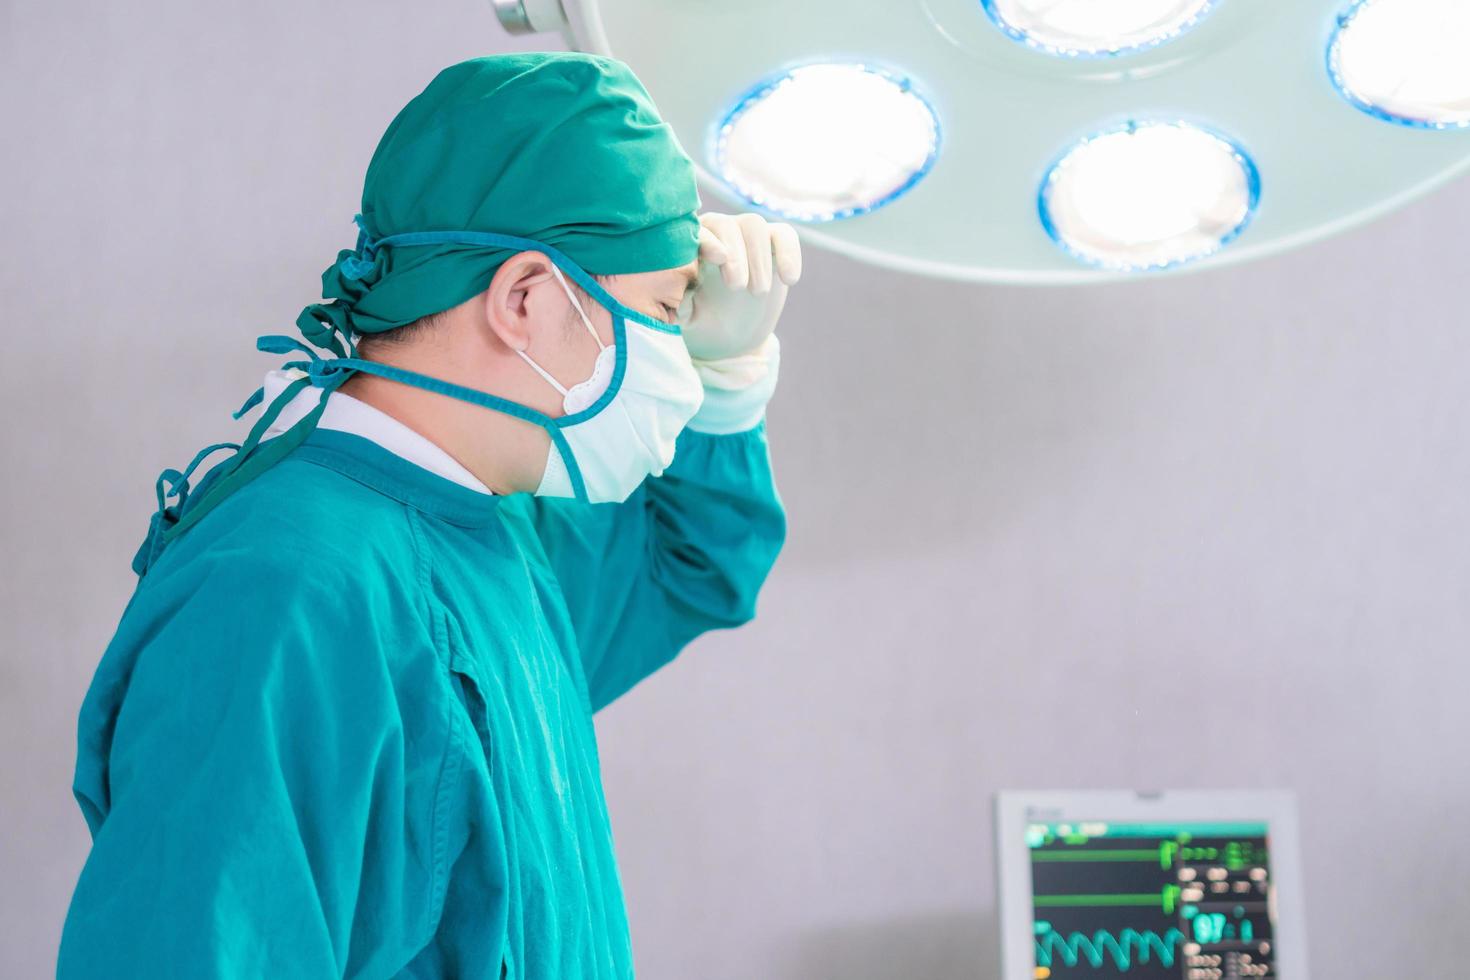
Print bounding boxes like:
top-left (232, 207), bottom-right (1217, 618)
top-left (58, 52), bottom-right (798, 979)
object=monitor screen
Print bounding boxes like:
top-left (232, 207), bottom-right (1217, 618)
top-left (1025, 820), bottom-right (1275, 978)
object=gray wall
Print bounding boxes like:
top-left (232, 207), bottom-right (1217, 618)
top-left (4, 1), bottom-right (1468, 977)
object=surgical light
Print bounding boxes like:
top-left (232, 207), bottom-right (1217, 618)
top-left (493, 0), bottom-right (1470, 284)
top-left (1329, 0), bottom-right (1470, 129)
top-left (1040, 123), bottom-right (1259, 271)
top-left (981, 0), bottom-right (1220, 57)
top-left (710, 64), bottom-right (941, 222)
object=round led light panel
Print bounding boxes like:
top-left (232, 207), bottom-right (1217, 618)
top-left (1329, 0), bottom-right (1470, 129)
top-left (981, 0), bottom-right (1220, 57)
top-left (712, 63), bottom-right (941, 222)
top-left (1040, 122), bottom-right (1260, 271)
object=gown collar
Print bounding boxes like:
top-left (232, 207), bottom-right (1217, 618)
top-left (292, 427), bottom-right (508, 528)
top-left (257, 370), bottom-right (507, 528)
top-left (261, 369), bottom-right (493, 494)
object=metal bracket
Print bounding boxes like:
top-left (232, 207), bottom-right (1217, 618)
top-left (491, 0), bottom-right (570, 35)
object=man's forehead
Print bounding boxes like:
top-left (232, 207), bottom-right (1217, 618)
top-left (598, 261), bottom-right (699, 292)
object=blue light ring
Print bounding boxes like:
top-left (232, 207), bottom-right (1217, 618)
top-left (1035, 119), bottom-right (1262, 273)
top-left (706, 60), bottom-right (943, 223)
top-left (978, 0), bottom-right (1226, 59)
top-left (1326, 0), bottom-right (1470, 131)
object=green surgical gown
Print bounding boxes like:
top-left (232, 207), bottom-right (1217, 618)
top-left (58, 422), bottom-right (784, 979)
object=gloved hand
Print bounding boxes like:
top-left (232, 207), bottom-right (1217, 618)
top-left (679, 212), bottom-right (803, 362)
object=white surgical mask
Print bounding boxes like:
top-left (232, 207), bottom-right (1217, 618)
top-left (520, 263), bottom-right (704, 503)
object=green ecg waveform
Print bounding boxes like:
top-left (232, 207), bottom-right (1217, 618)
top-left (1034, 924), bottom-right (1185, 972)
top-left (1032, 838), bottom-right (1264, 872)
top-left (1032, 885), bottom-right (1183, 915)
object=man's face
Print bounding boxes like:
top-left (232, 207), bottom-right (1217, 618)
top-left (591, 260), bottom-right (702, 335)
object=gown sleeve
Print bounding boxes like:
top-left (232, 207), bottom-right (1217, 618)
top-left (530, 420), bottom-right (787, 713)
top-left (58, 547), bottom-right (451, 979)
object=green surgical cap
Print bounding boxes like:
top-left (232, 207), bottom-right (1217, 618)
top-left (297, 52), bottom-right (702, 352)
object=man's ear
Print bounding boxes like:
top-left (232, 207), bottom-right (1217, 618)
top-left (483, 251), bottom-right (557, 353)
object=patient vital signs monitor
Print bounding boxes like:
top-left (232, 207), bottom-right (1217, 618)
top-left (995, 791), bottom-right (1307, 980)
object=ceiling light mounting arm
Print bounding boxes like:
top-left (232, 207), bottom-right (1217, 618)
top-left (491, 0), bottom-right (570, 36)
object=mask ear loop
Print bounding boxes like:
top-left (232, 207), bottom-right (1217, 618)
top-left (549, 264), bottom-right (606, 351)
top-left (516, 350), bottom-right (571, 398)
top-left (516, 262), bottom-right (611, 397)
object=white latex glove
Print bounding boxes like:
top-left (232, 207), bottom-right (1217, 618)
top-left (678, 212), bottom-right (802, 363)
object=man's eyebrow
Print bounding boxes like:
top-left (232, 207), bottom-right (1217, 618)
top-left (679, 267), bottom-right (701, 291)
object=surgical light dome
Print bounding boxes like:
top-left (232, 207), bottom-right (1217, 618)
top-left (494, 0), bottom-right (1470, 283)
top-left (1040, 122), bottom-right (1259, 271)
top-left (712, 64), bottom-right (941, 222)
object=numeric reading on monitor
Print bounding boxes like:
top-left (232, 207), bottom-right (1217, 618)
top-left (1026, 822), bottom-right (1275, 979)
